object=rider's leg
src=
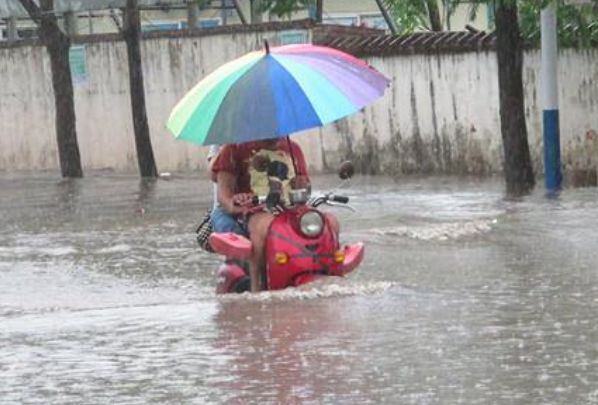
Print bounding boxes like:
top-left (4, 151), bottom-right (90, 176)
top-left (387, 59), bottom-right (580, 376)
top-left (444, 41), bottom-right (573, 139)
top-left (211, 206), bottom-right (247, 236)
top-left (247, 211), bottom-right (275, 292)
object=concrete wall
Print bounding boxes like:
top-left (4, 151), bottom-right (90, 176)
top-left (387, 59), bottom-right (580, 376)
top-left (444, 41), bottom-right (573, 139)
top-left (313, 48), bottom-right (598, 177)
top-left (0, 31), bottom-right (597, 177)
top-left (0, 28), bottom-right (312, 173)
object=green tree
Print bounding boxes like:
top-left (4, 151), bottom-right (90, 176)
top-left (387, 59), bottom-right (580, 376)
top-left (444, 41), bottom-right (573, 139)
top-left (383, 0), bottom-right (473, 32)
top-left (384, 0), bottom-right (536, 195)
top-left (518, 0), bottom-right (598, 48)
top-left (18, 0), bottom-right (83, 178)
top-left (123, 0), bottom-right (158, 178)
top-left (494, 0), bottom-right (535, 195)
top-left (384, 0), bottom-right (598, 46)
top-left (257, 0), bottom-right (318, 18)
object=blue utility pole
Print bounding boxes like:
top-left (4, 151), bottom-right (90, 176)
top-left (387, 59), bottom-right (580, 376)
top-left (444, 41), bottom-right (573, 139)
top-left (541, 2), bottom-right (562, 190)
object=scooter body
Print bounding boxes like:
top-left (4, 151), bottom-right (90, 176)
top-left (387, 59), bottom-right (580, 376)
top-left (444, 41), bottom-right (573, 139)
top-left (209, 199), bottom-right (364, 293)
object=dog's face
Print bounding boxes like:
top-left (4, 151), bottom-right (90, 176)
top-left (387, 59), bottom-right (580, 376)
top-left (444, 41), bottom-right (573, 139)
top-left (251, 154), bottom-right (271, 172)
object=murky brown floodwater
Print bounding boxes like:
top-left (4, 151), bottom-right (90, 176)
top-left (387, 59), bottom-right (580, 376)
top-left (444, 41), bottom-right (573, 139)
top-left (1, 173), bottom-right (597, 404)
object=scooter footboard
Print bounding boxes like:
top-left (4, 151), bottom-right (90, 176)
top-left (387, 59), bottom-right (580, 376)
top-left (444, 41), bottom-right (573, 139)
top-left (209, 232), bottom-right (253, 259)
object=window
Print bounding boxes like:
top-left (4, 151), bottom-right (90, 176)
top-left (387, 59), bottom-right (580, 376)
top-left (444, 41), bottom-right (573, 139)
top-left (323, 16), bottom-right (359, 26)
top-left (198, 18), bottom-right (221, 28)
top-left (278, 30), bottom-right (308, 45)
top-left (17, 27), bottom-right (37, 39)
top-left (323, 14), bottom-right (387, 30)
top-left (360, 14), bottom-right (387, 29)
top-left (180, 19), bottom-right (222, 29)
top-left (141, 22), bottom-right (183, 32)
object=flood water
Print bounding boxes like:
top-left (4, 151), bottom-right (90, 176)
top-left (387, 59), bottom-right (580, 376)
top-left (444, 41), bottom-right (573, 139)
top-left (1, 173), bottom-right (597, 404)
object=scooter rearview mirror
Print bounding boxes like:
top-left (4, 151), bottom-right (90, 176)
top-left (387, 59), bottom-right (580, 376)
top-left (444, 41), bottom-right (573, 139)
top-left (338, 161), bottom-right (355, 180)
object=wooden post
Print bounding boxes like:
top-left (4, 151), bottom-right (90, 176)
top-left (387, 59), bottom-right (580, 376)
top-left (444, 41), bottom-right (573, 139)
top-left (64, 11), bottom-right (78, 36)
top-left (88, 11), bottom-right (94, 34)
top-left (7, 16), bottom-right (18, 42)
top-left (250, 0), bottom-right (262, 23)
top-left (187, 1), bottom-right (199, 29)
top-left (315, 0), bottom-right (323, 23)
top-left (221, 0), bottom-right (228, 25)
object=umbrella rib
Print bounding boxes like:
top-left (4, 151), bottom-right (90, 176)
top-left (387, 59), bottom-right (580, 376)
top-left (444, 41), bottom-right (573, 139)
top-left (270, 54), bottom-right (358, 126)
top-left (166, 52), bottom-right (262, 138)
top-left (174, 57), bottom-right (264, 144)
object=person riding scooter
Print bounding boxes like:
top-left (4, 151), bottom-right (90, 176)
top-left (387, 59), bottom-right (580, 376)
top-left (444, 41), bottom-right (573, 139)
top-left (211, 138), bottom-right (338, 292)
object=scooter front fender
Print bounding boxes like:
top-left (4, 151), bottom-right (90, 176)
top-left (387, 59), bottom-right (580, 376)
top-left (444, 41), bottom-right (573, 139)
top-left (340, 242), bottom-right (364, 275)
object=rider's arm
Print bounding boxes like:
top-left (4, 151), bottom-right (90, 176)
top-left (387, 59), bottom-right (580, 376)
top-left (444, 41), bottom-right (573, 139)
top-left (216, 171), bottom-right (255, 216)
top-left (216, 171), bottom-right (245, 215)
top-left (207, 145), bottom-right (220, 182)
top-left (212, 145), bottom-right (254, 215)
top-left (289, 142), bottom-right (311, 191)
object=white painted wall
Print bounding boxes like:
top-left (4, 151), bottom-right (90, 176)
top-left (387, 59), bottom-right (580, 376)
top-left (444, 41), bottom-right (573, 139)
top-left (0, 29), bottom-right (311, 173)
top-left (308, 48), bottom-right (598, 175)
top-left (0, 32), bottom-right (597, 176)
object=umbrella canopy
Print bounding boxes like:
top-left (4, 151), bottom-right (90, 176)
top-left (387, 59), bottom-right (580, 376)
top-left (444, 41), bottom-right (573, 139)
top-left (166, 43), bottom-right (389, 145)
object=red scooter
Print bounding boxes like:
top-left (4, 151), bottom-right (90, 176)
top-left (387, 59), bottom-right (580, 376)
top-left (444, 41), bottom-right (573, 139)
top-left (208, 163), bottom-right (364, 293)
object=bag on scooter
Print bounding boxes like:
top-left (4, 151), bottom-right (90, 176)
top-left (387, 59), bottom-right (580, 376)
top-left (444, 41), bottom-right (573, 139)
top-left (195, 209), bottom-right (214, 252)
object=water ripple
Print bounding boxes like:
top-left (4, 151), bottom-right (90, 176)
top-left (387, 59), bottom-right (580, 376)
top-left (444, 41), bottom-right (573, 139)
top-left (366, 218), bottom-right (498, 241)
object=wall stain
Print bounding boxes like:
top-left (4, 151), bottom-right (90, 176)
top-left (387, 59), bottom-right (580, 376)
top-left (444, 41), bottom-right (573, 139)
top-left (353, 125), bottom-right (380, 175)
top-left (381, 112), bottom-right (402, 174)
top-left (409, 81), bottom-right (433, 173)
top-left (334, 118), bottom-right (354, 163)
top-left (562, 129), bottom-right (598, 187)
top-left (441, 124), bottom-right (453, 172)
top-left (429, 80), bottom-right (442, 170)
top-left (452, 94), bottom-right (458, 121)
top-left (318, 130), bottom-right (329, 171)
top-left (380, 129), bottom-right (402, 175)
top-left (168, 41), bottom-right (182, 71)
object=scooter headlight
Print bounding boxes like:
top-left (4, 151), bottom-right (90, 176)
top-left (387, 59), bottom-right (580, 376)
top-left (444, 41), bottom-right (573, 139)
top-left (300, 211), bottom-right (324, 237)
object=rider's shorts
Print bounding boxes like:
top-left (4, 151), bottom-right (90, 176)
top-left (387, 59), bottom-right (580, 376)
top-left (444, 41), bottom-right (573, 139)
top-left (211, 206), bottom-right (249, 237)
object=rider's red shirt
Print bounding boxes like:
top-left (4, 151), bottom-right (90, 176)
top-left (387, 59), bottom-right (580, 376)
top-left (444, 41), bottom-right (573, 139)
top-left (211, 139), bottom-right (308, 195)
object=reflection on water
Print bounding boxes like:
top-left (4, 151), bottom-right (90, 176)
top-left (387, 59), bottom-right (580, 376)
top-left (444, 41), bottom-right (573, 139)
top-left (1, 173), bottom-right (598, 404)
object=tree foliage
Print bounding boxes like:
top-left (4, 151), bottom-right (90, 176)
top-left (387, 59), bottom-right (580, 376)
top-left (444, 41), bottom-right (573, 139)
top-left (383, 0), bottom-right (598, 47)
top-left (18, 0), bottom-right (83, 178)
top-left (382, 0), bottom-right (464, 32)
top-left (251, 0), bottom-right (314, 17)
top-left (518, 0), bottom-right (598, 48)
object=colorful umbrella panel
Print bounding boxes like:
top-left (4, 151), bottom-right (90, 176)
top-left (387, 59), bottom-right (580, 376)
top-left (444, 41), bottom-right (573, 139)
top-left (167, 44), bottom-right (389, 145)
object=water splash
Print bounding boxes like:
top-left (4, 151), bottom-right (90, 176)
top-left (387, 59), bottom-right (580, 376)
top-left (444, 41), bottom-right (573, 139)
top-left (219, 280), bottom-right (395, 302)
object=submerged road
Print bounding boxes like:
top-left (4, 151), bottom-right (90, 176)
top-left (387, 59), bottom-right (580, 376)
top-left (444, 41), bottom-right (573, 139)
top-left (1, 174), bottom-right (597, 404)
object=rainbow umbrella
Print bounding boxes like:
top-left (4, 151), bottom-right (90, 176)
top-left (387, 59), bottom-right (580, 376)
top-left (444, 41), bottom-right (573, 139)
top-left (166, 42), bottom-right (389, 145)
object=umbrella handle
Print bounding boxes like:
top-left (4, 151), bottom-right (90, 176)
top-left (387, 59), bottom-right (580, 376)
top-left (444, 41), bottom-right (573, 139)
top-left (264, 40), bottom-right (270, 54)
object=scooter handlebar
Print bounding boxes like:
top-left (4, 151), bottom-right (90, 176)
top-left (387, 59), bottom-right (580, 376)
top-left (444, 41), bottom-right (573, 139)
top-left (329, 194), bottom-right (349, 204)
